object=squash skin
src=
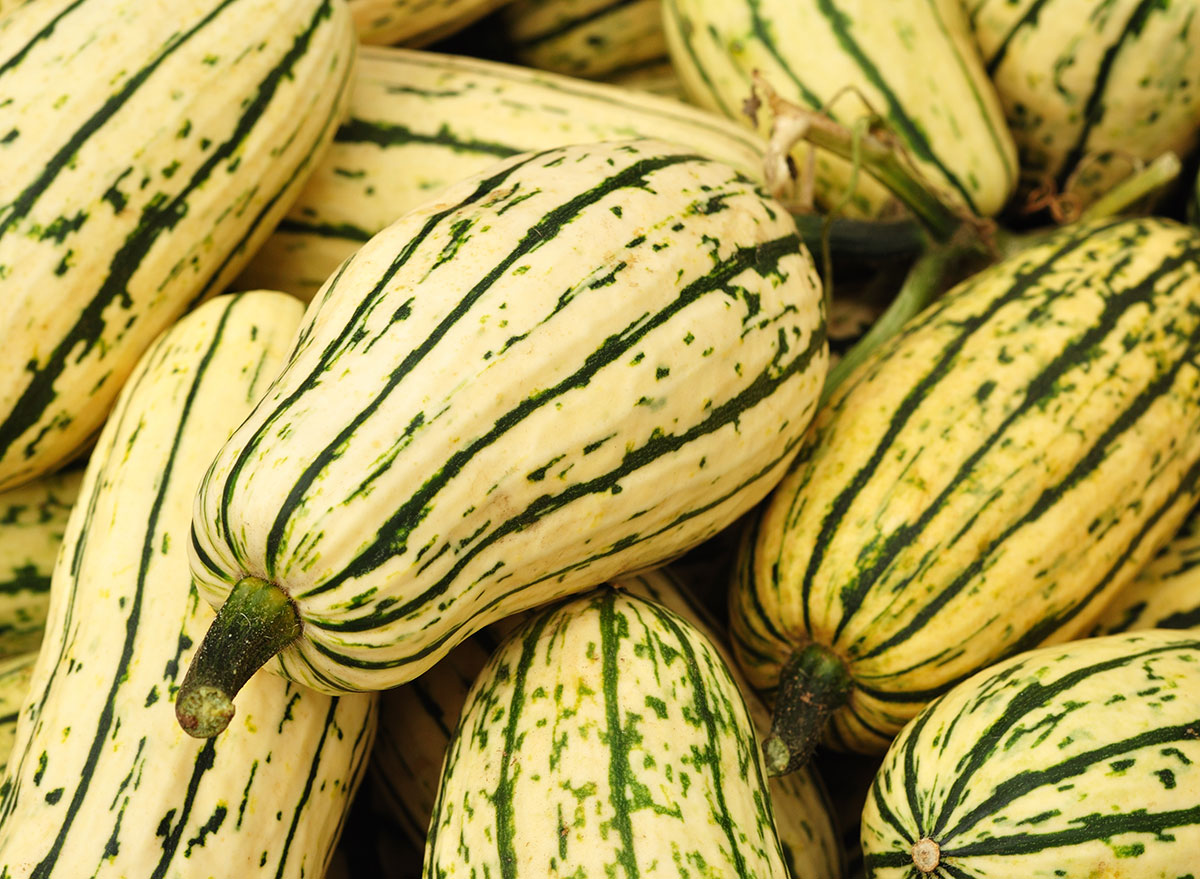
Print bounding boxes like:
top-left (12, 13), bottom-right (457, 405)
top-left (732, 216), bottom-right (1200, 756)
top-left (0, 292), bottom-right (377, 878)
top-left (234, 46), bottom-right (768, 301)
top-left (661, 0), bottom-right (1018, 218)
top-left (967, 0), bottom-right (1200, 207)
top-left (424, 587), bottom-right (792, 879)
top-left (862, 630), bottom-right (1200, 877)
top-left (0, 0), bottom-right (355, 490)
top-left (190, 138), bottom-right (828, 696)
top-left (371, 568), bottom-right (844, 879)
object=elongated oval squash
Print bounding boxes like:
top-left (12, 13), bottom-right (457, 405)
top-left (661, 0), bottom-right (1018, 218)
top-left (0, 292), bottom-right (377, 877)
top-left (732, 216), bottom-right (1200, 770)
top-left (0, 0), bottom-right (355, 490)
top-left (0, 468), bottom-right (82, 658)
top-left (372, 567), bottom-right (844, 879)
top-left (181, 138), bottom-right (827, 735)
top-left (862, 629), bottom-right (1200, 877)
top-left (967, 0), bottom-right (1200, 207)
top-left (234, 46), bottom-right (769, 300)
top-left (424, 586), bottom-right (791, 878)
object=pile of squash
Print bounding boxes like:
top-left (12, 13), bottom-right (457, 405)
top-left (0, 0), bottom-right (1198, 876)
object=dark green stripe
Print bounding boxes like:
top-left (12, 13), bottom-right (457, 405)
top-left (265, 151), bottom-right (705, 582)
top-left (270, 697), bottom-right (341, 879)
top-left (644, 598), bottom-right (759, 879)
top-left (215, 150), bottom-right (554, 568)
top-left (599, 590), bottom-right (641, 879)
top-left (0, 0), bottom-right (89, 79)
top-left (857, 268), bottom-right (1200, 662)
top-left (0, 0), bottom-right (337, 466)
top-left (26, 294), bottom-right (240, 878)
top-left (927, 640), bottom-right (1197, 839)
top-left (306, 237), bottom-right (812, 624)
top-left (149, 740), bottom-right (218, 879)
top-left (945, 719), bottom-right (1200, 843)
top-left (512, 0), bottom-right (648, 47)
top-left (491, 612), bottom-right (554, 879)
top-left (813, 0), bottom-right (978, 212)
top-left (798, 220), bottom-right (1119, 637)
top-left (982, 0), bottom-right (1052, 75)
top-left (334, 116), bottom-right (521, 159)
top-left (1054, 0), bottom-right (1162, 188)
top-left (0, 0), bottom-right (240, 241)
top-left (276, 219), bottom-right (372, 242)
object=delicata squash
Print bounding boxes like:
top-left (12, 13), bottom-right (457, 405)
top-left (177, 138), bottom-right (829, 736)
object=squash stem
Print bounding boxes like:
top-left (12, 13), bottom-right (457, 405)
top-left (754, 73), bottom-right (975, 245)
top-left (789, 214), bottom-right (926, 263)
top-left (175, 575), bottom-right (301, 738)
top-left (763, 643), bottom-right (852, 777)
top-left (1077, 151), bottom-right (1181, 224)
top-left (820, 242), bottom-right (960, 405)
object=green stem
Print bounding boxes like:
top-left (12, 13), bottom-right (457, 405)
top-left (1077, 151), bottom-right (1181, 223)
top-left (762, 643), bottom-right (853, 777)
top-left (756, 75), bottom-right (970, 244)
top-left (820, 243), bottom-right (960, 405)
top-left (175, 575), bottom-right (301, 738)
top-left (789, 214), bottom-right (926, 263)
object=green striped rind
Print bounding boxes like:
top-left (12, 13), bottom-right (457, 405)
top-left (0, 468), bottom-right (83, 658)
top-left (0, 652), bottom-right (34, 775)
top-left (661, 0), bottom-right (1018, 219)
top-left (862, 630), bottom-right (1200, 877)
top-left (372, 568), bottom-right (844, 879)
top-left (194, 138), bottom-right (828, 694)
top-left (500, 0), bottom-right (667, 79)
top-left (0, 293), bottom-right (377, 878)
top-left (625, 569), bottom-right (844, 879)
top-left (424, 587), bottom-right (790, 878)
top-left (1092, 502), bottom-right (1200, 635)
top-left (0, 0), bottom-right (355, 491)
top-left (967, 0), bottom-right (1200, 206)
top-left (732, 216), bottom-right (1200, 755)
top-left (234, 46), bottom-right (769, 300)
top-left (349, 0), bottom-right (513, 46)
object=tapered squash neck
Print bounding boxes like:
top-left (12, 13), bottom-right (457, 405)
top-left (762, 642), bottom-right (853, 776)
top-left (175, 575), bottom-right (301, 738)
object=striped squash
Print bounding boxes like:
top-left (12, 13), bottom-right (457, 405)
top-left (234, 46), bottom-right (769, 300)
top-left (604, 59), bottom-right (687, 101)
top-left (966, 0), bottom-right (1200, 207)
top-left (0, 292), bottom-right (377, 877)
top-left (349, 0), bottom-right (513, 46)
top-left (372, 568), bottom-right (844, 879)
top-left (862, 629), bottom-right (1200, 876)
top-left (499, 0), bottom-right (667, 79)
top-left (1091, 502), bottom-right (1200, 635)
top-left (0, 0), bottom-right (355, 491)
top-left (180, 137), bottom-right (828, 727)
top-left (732, 216), bottom-right (1200, 770)
top-left (0, 652), bottom-right (33, 775)
top-left (424, 587), bottom-right (791, 878)
top-left (0, 468), bottom-right (82, 658)
top-left (660, 0), bottom-right (1018, 219)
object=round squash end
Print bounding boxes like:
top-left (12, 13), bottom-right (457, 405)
top-left (912, 838), bottom-right (940, 873)
top-left (175, 684), bottom-right (235, 738)
top-left (762, 734), bottom-right (792, 777)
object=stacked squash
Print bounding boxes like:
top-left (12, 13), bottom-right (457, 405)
top-left (1, 1), bottom-right (1199, 878)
